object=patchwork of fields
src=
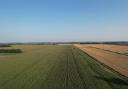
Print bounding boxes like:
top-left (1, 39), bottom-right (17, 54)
top-left (0, 45), bottom-right (128, 89)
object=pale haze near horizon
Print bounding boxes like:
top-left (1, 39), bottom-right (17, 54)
top-left (0, 0), bottom-right (128, 43)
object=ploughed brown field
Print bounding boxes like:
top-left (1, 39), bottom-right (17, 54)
top-left (83, 44), bottom-right (128, 55)
top-left (75, 44), bottom-right (128, 77)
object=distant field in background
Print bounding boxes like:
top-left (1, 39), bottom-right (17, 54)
top-left (0, 45), bottom-right (127, 89)
top-left (83, 44), bottom-right (128, 55)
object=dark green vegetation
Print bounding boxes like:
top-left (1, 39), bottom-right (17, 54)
top-left (0, 45), bottom-right (127, 89)
top-left (0, 49), bottom-right (22, 53)
top-left (0, 44), bottom-right (11, 47)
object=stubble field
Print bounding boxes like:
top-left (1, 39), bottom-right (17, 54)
top-left (82, 44), bottom-right (128, 55)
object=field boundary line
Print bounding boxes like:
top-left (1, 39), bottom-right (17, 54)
top-left (74, 47), bottom-right (116, 89)
top-left (75, 46), bottom-right (128, 80)
top-left (87, 46), bottom-right (128, 56)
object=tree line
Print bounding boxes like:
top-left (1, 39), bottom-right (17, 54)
top-left (0, 49), bottom-right (23, 53)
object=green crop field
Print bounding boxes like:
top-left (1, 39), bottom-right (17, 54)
top-left (0, 45), bottom-right (127, 89)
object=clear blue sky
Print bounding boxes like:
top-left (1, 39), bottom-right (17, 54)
top-left (0, 0), bottom-right (128, 42)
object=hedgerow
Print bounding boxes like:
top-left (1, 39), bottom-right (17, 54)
top-left (0, 49), bottom-right (22, 53)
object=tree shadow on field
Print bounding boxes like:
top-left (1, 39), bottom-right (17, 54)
top-left (94, 76), bottom-right (128, 86)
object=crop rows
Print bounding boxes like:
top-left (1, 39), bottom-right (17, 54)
top-left (0, 45), bottom-right (127, 89)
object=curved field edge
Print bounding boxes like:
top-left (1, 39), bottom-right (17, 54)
top-left (72, 46), bottom-right (128, 89)
top-left (75, 44), bottom-right (128, 77)
top-left (75, 45), bottom-right (128, 79)
top-left (0, 45), bottom-right (127, 89)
